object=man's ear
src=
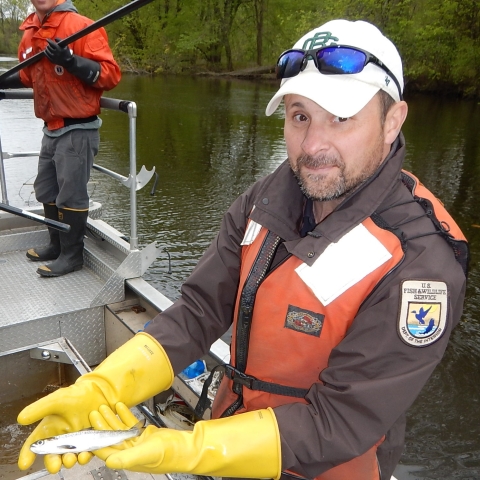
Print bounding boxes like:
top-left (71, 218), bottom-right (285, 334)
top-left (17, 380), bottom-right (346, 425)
top-left (384, 101), bottom-right (408, 145)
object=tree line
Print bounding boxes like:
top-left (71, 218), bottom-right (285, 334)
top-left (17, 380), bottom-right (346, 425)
top-left (1, 0), bottom-right (478, 97)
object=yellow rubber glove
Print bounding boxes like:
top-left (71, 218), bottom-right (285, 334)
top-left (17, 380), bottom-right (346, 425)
top-left (17, 333), bottom-right (174, 473)
top-left (90, 401), bottom-right (282, 479)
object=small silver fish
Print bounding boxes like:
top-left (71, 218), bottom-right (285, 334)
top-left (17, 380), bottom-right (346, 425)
top-left (30, 420), bottom-right (144, 455)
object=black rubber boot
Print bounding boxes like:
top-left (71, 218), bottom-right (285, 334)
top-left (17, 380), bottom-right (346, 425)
top-left (37, 208), bottom-right (88, 277)
top-left (26, 203), bottom-right (61, 261)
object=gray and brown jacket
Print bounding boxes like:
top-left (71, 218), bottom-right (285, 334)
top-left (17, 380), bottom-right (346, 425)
top-left (146, 134), bottom-right (468, 480)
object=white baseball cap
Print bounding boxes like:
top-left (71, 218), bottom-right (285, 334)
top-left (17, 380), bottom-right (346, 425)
top-left (265, 19), bottom-right (404, 118)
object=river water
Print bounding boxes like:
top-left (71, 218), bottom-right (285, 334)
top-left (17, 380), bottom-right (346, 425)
top-left (1, 68), bottom-right (480, 479)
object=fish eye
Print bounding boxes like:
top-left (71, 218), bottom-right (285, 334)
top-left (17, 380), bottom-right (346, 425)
top-left (36, 440), bottom-right (44, 445)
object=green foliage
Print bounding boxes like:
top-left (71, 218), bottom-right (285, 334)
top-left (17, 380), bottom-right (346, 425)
top-left (0, 0), bottom-right (30, 53)
top-left (1, 0), bottom-right (478, 95)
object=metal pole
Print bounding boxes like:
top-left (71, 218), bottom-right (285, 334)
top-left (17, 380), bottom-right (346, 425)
top-left (0, 134), bottom-right (8, 204)
top-left (0, 202), bottom-right (70, 231)
top-left (128, 102), bottom-right (138, 250)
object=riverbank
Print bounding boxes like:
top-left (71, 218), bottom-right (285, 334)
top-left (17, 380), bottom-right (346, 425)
top-left (2, 53), bottom-right (479, 101)
top-left (123, 59), bottom-right (478, 99)
top-left (194, 65), bottom-right (480, 99)
top-left (197, 65), bottom-right (276, 81)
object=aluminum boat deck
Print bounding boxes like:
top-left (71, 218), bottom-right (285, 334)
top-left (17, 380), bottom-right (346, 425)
top-left (0, 206), bottom-right (160, 366)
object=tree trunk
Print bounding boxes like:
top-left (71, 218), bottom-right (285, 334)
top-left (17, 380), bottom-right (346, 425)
top-left (254, 0), bottom-right (265, 65)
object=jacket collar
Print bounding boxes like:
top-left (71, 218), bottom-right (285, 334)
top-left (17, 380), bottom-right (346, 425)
top-left (20, 0), bottom-right (77, 30)
top-left (250, 133), bottom-right (406, 244)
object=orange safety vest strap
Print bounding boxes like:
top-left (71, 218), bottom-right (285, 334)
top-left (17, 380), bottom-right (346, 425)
top-left (195, 363), bottom-right (310, 418)
top-left (223, 363), bottom-right (309, 397)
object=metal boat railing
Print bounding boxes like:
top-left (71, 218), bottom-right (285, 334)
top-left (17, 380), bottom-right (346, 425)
top-left (0, 90), bottom-right (156, 250)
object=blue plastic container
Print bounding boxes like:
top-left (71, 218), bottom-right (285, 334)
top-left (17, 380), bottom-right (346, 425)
top-left (181, 359), bottom-right (206, 379)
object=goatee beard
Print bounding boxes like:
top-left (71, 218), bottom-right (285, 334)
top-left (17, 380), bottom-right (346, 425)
top-left (292, 153), bottom-right (349, 201)
top-left (291, 147), bottom-right (384, 202)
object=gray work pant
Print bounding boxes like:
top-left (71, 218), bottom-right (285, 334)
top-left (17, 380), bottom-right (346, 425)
top-left (34, 128), bottom-right (99, 209)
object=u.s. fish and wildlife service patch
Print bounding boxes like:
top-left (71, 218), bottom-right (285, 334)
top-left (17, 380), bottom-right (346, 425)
top-left (398, 280), bottom-right (448, 347)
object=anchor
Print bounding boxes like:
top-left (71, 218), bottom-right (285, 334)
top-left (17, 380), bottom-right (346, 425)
top-left (1, 151), bottom-right (156, 191)
top-left (92, 163), bottom-right (155, 191)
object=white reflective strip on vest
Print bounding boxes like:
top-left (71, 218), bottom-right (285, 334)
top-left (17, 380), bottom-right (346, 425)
top-left (295, 223), bottom-right (393, 306)
top-left (241, 219), bottom-right (262, 245)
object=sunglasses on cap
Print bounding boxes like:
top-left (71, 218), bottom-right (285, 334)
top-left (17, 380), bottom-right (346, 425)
top-left (275, 45), bottom-right (403, 101)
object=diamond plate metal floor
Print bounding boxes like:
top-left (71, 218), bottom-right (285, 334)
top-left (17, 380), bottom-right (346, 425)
top-left (0, 249), bottom-right (105, 324)
top-left (0, 240), bottom-right (111, 366)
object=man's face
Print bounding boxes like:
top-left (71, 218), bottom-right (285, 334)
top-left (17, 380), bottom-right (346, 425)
top-left (284, 94), bottom-right (390, 202)
top-left (31, 0), bottom-right (57, 19)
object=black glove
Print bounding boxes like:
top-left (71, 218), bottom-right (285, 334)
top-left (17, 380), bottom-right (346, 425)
top-left (44, 38), bottom-right (101, 85)
top-left (44, 38), bottom-right (75, 69)
top-left (0, 72), bottom-right (25, 90)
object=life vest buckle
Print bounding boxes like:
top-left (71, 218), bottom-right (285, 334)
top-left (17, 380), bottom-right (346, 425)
top-left (224, 364), bottom-right (255, 389)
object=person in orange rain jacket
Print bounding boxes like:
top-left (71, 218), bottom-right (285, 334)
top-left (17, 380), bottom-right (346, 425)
top-left (16, 19), bottom-right (468, 480)
top-left (0, 0), bottom-right (121, 277)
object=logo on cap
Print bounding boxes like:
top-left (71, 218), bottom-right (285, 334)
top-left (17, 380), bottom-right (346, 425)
top-left (302, 31), bottom-right (339, 50)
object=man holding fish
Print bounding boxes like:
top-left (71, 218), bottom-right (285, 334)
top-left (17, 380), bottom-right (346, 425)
top-left (17, 19), bottom-right (468, 480)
